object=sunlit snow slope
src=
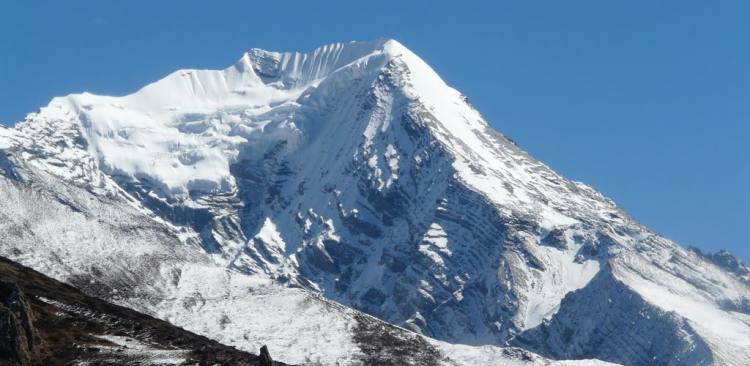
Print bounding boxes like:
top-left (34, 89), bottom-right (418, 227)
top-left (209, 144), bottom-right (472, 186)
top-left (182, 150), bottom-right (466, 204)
top-left (1, 39), bottom-right (749, 366)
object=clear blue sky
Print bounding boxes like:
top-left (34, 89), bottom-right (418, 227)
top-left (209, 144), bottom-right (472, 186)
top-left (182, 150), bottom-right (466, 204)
top-left (1, 1), bottom-right (748, 260)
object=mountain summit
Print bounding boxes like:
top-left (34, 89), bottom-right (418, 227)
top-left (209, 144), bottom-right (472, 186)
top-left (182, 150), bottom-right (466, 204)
top-left (1, 40), bottom-right (748, 365)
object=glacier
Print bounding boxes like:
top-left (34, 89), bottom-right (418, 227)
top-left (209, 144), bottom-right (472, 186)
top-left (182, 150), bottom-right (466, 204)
top-left (0, 39), bottom-right (748, 365)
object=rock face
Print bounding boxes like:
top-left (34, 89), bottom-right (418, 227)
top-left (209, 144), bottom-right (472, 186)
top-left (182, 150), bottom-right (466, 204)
top-left (0, 282), bottom-right (37, 366)
top-left (0, 39), bottom-right (748, 365)
top-left (258, 345), bottom-right (273, 366)
top-left (692, 248), bottom-right (750, 284)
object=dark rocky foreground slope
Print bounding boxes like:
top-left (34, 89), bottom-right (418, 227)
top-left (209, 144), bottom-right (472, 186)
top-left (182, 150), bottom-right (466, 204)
top-left (0, 255), bottom-right (287, 366)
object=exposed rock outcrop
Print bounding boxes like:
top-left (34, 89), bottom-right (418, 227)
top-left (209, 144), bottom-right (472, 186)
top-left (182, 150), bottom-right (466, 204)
top-left (259, 345), bottom-right (273, 366)
top-left (0, 281), bottom-right (37, 366)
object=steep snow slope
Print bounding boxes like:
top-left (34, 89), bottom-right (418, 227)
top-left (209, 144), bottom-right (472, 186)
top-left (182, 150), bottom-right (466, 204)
top-left (1, 39), bottom-right (748, 365)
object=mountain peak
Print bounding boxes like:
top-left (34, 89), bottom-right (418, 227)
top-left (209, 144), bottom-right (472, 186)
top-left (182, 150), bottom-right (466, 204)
top-left (7, 39), bottom-right (444, 200)
top-left (234, 39), bottom-right (409, 87)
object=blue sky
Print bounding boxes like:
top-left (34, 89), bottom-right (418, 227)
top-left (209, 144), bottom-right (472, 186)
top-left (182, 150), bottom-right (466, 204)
top-left (1, 1), bottom-right (748, 260)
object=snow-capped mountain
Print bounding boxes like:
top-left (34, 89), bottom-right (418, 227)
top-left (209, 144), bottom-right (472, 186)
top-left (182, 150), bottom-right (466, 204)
top-left (0, 39), bottom-right (748, 365)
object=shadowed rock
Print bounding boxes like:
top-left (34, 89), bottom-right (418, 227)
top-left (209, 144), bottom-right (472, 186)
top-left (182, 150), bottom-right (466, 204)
top-left (259, 345), bottom-right (273, 366)
top-left (0, 281), bottom-right (37, 366)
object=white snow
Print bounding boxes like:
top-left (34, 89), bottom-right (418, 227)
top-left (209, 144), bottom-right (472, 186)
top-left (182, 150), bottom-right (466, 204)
top-left (94, 335), bottom-right (189, 365)
top-left (432, 340), bottom-right (620, 366)
top-left (255, 217), bottom-right (286, 252)
top-left (523, 263), bottom-right (600, 328)
top-left (522, 231), bottom-right (601, 329)
top-left (418, 223), bottom-right (452, 268)
top-left (0, 127), bottom-right (13, 149)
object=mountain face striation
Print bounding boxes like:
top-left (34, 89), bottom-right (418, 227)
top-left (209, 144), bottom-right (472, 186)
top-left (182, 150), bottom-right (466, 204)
top-left (0, 39), bottom-right (748, 365)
